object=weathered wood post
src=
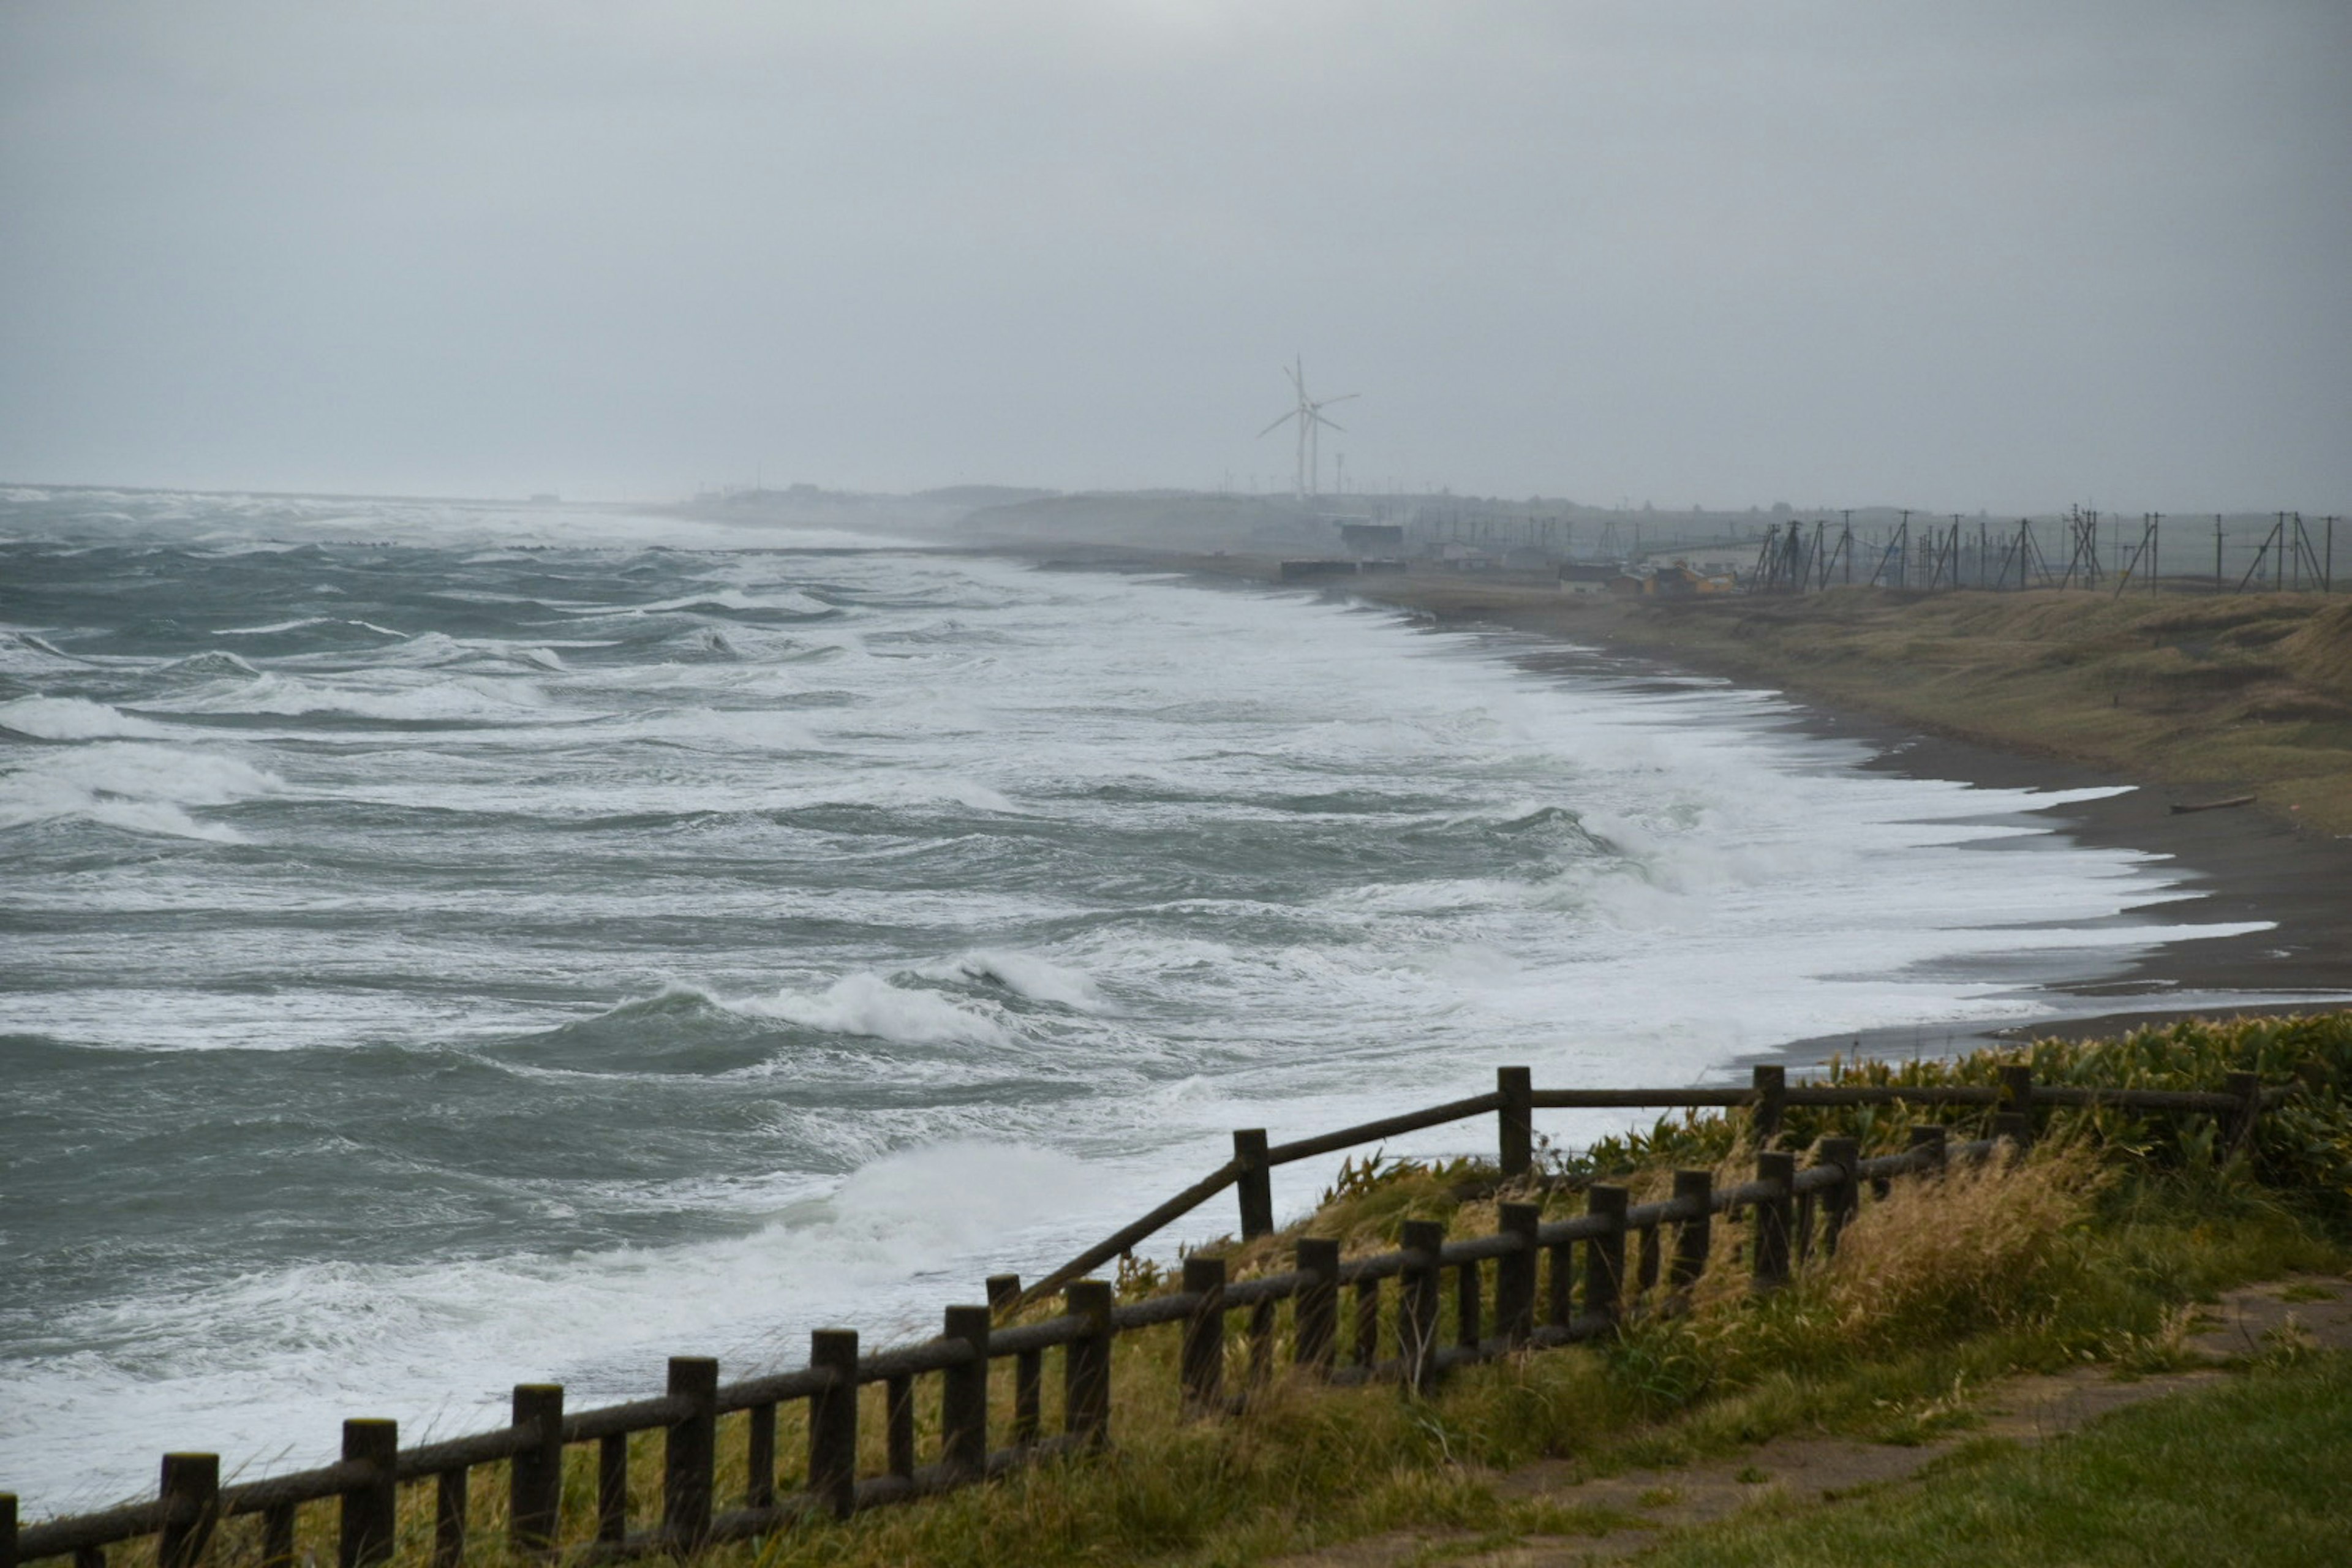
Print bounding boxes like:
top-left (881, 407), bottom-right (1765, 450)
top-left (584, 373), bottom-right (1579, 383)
top-left (2, 1491), bottom-right (16, 1568)
top-left (1399, 1219), bottom-right (1446, 1395)
top-left (596, 1435), bottom-right (629, 1544)
top-left (663, 1357), bottom-right (719, 1551)
top-left (1751, 1065), bottom-right (1787, 1147)
top-left (1180, 1255), bottom-right (1227, 1415)
top-left (1910, 1123), bottom-right (1948, 1173)
top-left (432, 1468), bottom-right (466, 1568)
top-left (159, 1454), bottom-right (219, 1568)
top-left (1671, 1170), bottom-right (1713, 1294)
top-left (1496, 1202), bottom-right (1539, 1346)
top-left (1064, 1280), bottom-right (1114, 1449)
top-left (1999, 1064), bottom-right (2035, 1142)
top-left (1234, 1129), bottom-right (1275, 1240)
top-left (262, 1501), bottom-right (296, 1568)
top-left (989, 1275), bottom-right (1042, 1445)
top-left (884, 1374), bottom-right (917, 1480)
top-left (510, 1383), bottom-right (564, 1552)
top-left (940, 1305), bottom-right (992, 1482)
top-left (1497, 1066), bottom-right (1534, 1178)
top-left (1295, 1237), bottom-right (1340, 1371)
top-left (1752, 1153), bottom-right (1795, 1291)
top-left (1585, 1185), bottom-right (1629, 1325)
top-left (1818, 1136), bottom-right (1861, 1254)
top-left (2225, 1071), bottom-right (2264, 1159)
top-left (745, 1398), bottom-right (777, 1511)
top-left (1354, 1275), bottom-right (1381, 1366)
top-left (338, 1420), bottom-right (398, 1568)
top-left (1455, 1255), bottom-right (1483, 1352)
top-left (808, 1329), bottom-right (859, 1520)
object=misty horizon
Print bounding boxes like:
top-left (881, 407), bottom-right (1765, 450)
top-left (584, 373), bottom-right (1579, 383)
top-left (4, 3), bottom-right (2348, 513)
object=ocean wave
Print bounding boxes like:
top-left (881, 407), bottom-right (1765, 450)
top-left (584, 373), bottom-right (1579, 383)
top-left (732, 973), bottom-right (1012, 1048)
top-left (0, 630), bottom-right (86, 672)
top-left (157, 671), bottom-right (555, 723)
top-left (215, 616), bottom-right (406, 639)
top-left (0, 742), bottom-right (281, 840)
top-left (158, 650), bottom-right (262, 678)
top-left (0, 696), bottom-right (178, 741)
top-left (622, 587), bottom-right (839, 619)
top-left (918, 950), bottom-right (1107, 1012)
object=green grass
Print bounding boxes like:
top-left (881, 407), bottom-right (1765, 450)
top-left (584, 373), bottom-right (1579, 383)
top-left (1632, 1352), bottom-right (2352, 1567)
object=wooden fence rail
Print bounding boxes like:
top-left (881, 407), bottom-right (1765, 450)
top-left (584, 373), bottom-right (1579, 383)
top-left (2, 1063), bottom-right (2283, 1567)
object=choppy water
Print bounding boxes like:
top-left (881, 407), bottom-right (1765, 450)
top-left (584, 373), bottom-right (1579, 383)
top-left (0, 488), bottom-right (2261, 1508)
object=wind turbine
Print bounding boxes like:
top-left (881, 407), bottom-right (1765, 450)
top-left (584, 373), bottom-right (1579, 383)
top-left (1257, 357), bottom-right (1357, 497)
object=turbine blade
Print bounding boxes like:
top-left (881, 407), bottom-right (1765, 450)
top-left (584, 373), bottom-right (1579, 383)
top-left (1258, 412), bottom-right (1297, 437)
top-left (1319, 393), bottom-right (1360, 407)
top-left (1315, 414), bottom-right (1346, 432)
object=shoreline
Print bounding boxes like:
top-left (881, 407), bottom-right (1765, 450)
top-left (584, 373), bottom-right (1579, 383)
top-left (991, 543), bottom-right (2352, 1065)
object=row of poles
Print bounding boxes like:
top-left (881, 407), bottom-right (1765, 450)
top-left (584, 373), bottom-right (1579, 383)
top-left (1752, 510), bottom-right (2339, 597)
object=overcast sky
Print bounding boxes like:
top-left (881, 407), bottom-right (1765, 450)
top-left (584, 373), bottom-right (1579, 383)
top-left (2, 2), bottom-right (2346, 511)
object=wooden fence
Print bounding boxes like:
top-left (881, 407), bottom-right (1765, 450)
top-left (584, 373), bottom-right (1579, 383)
top-left (1, 1063), bottom-right (2282, 1568)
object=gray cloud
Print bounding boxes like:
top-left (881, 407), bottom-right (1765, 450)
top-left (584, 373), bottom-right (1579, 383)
top-left (2, 1), bottom-right (2345, 511)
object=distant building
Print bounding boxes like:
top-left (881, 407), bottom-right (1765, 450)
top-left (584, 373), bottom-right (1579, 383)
top-left (1337, 521), bottom-right (1406, 555)
top-left (1559, 563), bottom-right (1618, 595)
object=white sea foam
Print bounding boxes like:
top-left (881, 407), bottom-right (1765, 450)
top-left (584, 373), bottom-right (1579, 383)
top-left (215, 616), bottom-right (405, 638)
top-left (922, 950), bottom-right (1109, 1012)
top-left (158, 671), bottom-right (554, 722)
top-left (0, 696), bottom-right (178, 741)
top-left (733, 973), bottom-right (1013, 1047)
top-left (0, 743), bottom-right (280, 840)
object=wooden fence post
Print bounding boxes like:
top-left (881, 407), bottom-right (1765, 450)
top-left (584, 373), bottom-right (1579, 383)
top-left (338, 1420), bottom-right (398, 1568)
top-left (596, 1434), bottom-right (628, 1545)
top-left (1496, 1202), bottom-right (1539, 1345)
top-left (159, 1454), bottom-right (219, 1568)
top-left (745, 1399), bottom-right (777, 1512)
top-left (808, 1329), bottom-right (859, 1520)
top-left (1295, 1237), bottom-right (1339, 1371)
top-left (1585, 1185), bottom-right (1629, 1325)
top-left (663, 1357), bottom-right (718, 1551)
top-left (2, 1491), bottom-right (16, 1568)
top-left (1910, 1124), bottom-right (1948, 1172)
top-left (263, 1502), bottom-right (296, 1568)
top-left (1234, 1129), bottom-right (1275, 1240)
top-left (1751, 1065), bottom-right (1786, 1147)
top-left (510, 1383), bottom-right (564, 1553)
top-left (2226, 1071), bottom-right (2264, 1159)
top-left (989, 1275), bottom-right (1042, 1445)
top-left (1399, 1219), bottom-right (1445, 1395)
top-left (1065, 1280), bottom-right (1114, 1449)
top-left (1818, 1136), bottom-right (1861, 1254)
top-left (940, 1305), bottom-right (992, 1482)
top-left (1180, 1256), bottom-right (1227, 1415)
top-left (1752, 1153), bottom-right (1795, 1291)
top-left (1670, 1170), bottom-right (1713, 1293)
top-left (2000, 1063), bottom-right (2034, 1125)
top-left (1497, 1066), bottom-right (1534, 1178)
top-left (1354, 1276), bottom-right (1381, 1366)
top-left (432, 1469), bottom-right (466, 1568)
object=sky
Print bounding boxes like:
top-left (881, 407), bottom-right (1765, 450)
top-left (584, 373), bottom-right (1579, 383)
top-left (2, 1), bottom-right (2346, 512)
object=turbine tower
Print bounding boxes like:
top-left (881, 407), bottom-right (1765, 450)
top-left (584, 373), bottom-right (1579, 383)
top-left (1257, 357), bottom-right (1357, 497)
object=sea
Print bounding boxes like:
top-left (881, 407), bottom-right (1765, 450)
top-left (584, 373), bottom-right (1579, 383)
top-left (0, 486), bottom-right (2266, 1509)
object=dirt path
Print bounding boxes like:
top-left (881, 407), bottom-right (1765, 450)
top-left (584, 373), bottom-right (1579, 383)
top-left (1268, 1276), bottom-right (2352, 1567)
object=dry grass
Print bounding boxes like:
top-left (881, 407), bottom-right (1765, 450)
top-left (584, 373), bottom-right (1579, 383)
top-left (1337, 578), bottom-right (2352, 834)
